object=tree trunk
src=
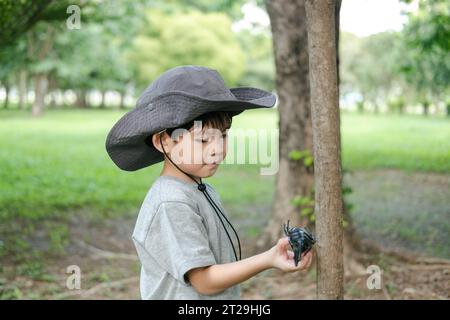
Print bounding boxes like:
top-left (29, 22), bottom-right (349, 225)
top-left (32, 74), bottom-right (47, 117)
top-left (258, 0), bottom-right (314, 250)
top-left (423, 102), bottom-right (429, 116)
top-left (305, 0), bottom-right (344, 300)
top-left (18, 70), bottom-right (28, 109)
top-left (100, 91), bottom-right (106, 109)
top-left (76, 90), bottom-right (88, 108)
top-left (3, 84), bottom-right (10, 109)
top-left (119, 92), bottom-right (125, 109)
top-left (28, 25), bottom-right (53, 117)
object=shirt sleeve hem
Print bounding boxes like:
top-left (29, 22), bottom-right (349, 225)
top-left (178, 257), bottom-right (216, 286)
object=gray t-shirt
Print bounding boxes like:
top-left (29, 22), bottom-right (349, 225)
top-left (132, 175), bottom-right (241, 300)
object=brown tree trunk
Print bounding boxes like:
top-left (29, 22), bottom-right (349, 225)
top-left (76, 90), bottom-right (88, 108)
top-left (100, 91), bottom-right (106, 108)
top-left (257, 0), bottom-right (314, 250)
top-left (28, 25), bottom-right (54, 117)
top-left (305, 0), bottom-right (344, 300)
top-left (3, 83), bottom-right (10, 109)
top-left (18, 70), bottom-right (28, 110)
top-left (423, 102), bottom-right (429, 116)
top-left (119, 92), bottom-right (125, 109)
top-left (32, 74), bottom-right (47, 117)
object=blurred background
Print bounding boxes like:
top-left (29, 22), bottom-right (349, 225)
top-left (0, 0), bottom-right (448, 299)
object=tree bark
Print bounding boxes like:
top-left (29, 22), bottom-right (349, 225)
top-left (258, 0), bottom-right (314, 250)
top-left (100, 91), bottom-right (106, 108)
top-left (305, 0), bottom-right (344, 300)
top-left (18, 70), bottom-right (28, 109)
top-left (75, 90), bottom-right (88, 108)
top-left (423, 102), bottom-right (429, 116)
top-left (3, 83), bottom-right (10, 109)
top-left (28, 25), bottom-right (54, 117)
top-left (119, 92), bottom-right (125, 109)
top-left (32, 74), bottom-right (47, 117)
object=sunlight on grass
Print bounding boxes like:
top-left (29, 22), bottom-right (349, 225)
top-left (0, 108), bottom-right (449, 222)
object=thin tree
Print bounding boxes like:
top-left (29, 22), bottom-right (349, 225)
top-left (305, 0), bottom-right (344, 299)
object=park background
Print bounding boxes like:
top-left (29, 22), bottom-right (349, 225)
top-left (0, 0), bottom-right (449, 299)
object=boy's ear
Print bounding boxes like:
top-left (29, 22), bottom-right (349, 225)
top-left (151, 131), bottom-right (171, 153)
top-left (151, 132), bottom-right (163, 153)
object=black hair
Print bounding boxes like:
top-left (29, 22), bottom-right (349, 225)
top-left (145, 111), bottom-right (232, 148)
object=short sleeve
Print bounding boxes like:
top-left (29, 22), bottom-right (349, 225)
top-left (143, 201), bottom-right (216, 285)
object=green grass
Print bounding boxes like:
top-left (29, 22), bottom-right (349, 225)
top-left (0, 108), bottom-right (449, 222)
top-left (341, 112), bottom-right (450, 172)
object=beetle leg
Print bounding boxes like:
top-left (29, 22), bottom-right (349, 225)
top-left (293, 247), bottom-right (301, 266)
top-left (303, 230), bottom-right (316, 244)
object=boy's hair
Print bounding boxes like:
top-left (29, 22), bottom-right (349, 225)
top-left (145, 111), bottom-right (232, 148)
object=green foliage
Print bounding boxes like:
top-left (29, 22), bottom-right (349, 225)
top-left (236, 30), bottom-right (275, 91)
top-left (129, 9), bottom-right (246, 90)
top-left (341, 1), bottom-right (449, 113)
top-left (288, 149), bottom-right (314, 167)
top-left (291, 195), bottom-right (315, 222)
top-left (45, 222), bottom-right (69, 254)
top-left (0, 284), bottom-right (23, 300)
top-left (400, 0), bottom-right (450, 105)
top-left (387, 96), bottom-right (406, 114)
top-left (0, 0), bottom-right (52, 46)
top-left (341, 31), bottom-right (405, 108)
top-left (162, 0), bottom-right (246, 20)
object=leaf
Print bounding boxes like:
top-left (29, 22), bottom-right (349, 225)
top-left (288, 150), bottom-right (304, 161)
top-left (303, 156), bottom-right (314, 167)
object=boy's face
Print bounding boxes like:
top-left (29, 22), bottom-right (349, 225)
top-left (154, 122), bottom-right (228, 178)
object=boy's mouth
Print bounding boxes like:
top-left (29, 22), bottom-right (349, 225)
top-left (206, 162), bottom-right (219, 167)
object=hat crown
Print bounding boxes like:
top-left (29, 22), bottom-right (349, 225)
top-left (137, 65), bottom-right (235, 108)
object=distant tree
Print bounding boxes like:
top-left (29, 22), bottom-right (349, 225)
top-left (400, 0), bottom-right (450, 115)
top-left (236, 30), bottom-right (275, 91)
top-left (340, 31), bottom-right (405, 113)
top-left (0, 0), bottom-right (53, 47)
top-left (128, 9), bottom-right (246, 91)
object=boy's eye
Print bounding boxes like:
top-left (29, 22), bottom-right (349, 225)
top-left (195, 134), bottom-right (227, 143)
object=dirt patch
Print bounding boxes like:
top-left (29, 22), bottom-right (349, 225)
top-left (1, 213), bottom-right (449, 300)
top-left (1, 169), bottom-right (449, 299)
top-left (344, 169), bottom-right (450, 259)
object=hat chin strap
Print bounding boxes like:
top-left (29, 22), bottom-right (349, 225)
top-left (159, 133), bottom-right (241, 261)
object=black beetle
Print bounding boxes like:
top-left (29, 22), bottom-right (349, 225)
top-left (283, 220), bottom-right (316, 266)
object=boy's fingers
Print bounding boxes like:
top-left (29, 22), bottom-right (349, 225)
top-left (278, 237), bottom-right (289, 247)
top-left (277, 237), bottom-right (290, 254)
top-left (298, 252), bottom-right (312, 270)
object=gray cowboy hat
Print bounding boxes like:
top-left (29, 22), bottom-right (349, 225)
top-left (105, 65), bottom-right (276, 171)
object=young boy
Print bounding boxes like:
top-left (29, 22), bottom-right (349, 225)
top-left (105, 65), bottom-right (313, 299)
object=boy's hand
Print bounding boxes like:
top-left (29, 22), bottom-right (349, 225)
top-left (267, 237), bottom-right (313, 272)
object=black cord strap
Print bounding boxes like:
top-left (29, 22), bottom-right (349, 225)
top-left (200, 187), bottom-right (242, 260)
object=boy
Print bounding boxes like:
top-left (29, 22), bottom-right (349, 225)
top-left (105, 65), bottom-right (313, 299)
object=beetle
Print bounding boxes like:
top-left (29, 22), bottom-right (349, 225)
top-left (283, 220), bottom-right (316, 266)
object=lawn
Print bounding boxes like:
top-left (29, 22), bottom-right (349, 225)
top-left (0, 108), bottom-right (449, 260)
top-left (0, 108), bottom-right (449, 222)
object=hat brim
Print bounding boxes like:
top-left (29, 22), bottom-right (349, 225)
top-left (105, 87), bottom-right (276, 171)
